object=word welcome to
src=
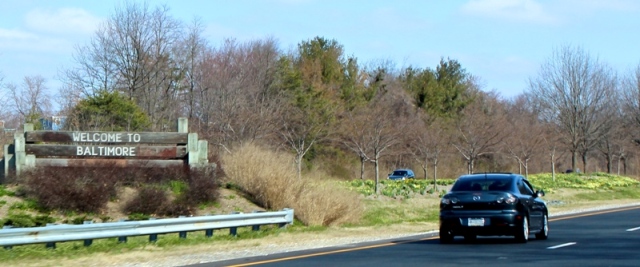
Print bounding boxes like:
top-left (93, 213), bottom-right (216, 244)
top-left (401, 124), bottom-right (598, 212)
top-left (76, 146), bottom-right (136, 157)
top-left (72, 132), bottom-right (142, 143)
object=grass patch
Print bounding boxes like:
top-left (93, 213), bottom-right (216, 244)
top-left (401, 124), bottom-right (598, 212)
top-left (0, 186), bottom-right (15, 197)
top-left (572, 186), bottom-right (640, 201)
top-left (357, 198), bottom-right (440, 226)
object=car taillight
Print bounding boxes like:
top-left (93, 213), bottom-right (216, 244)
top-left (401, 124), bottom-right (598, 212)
top-left (496, 194), bottom-right (517, 204)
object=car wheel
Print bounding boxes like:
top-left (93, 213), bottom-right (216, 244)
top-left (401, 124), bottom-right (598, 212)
top-left (440, 227), bottom-right (454, 244)
top-left (535, 215), bottom-right (549, 240)
top-left (515, 216), bottom-right (529, 243)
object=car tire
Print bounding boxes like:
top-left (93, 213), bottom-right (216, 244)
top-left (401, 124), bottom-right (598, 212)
top-left (535, 214), bottom-right (549, 240)
top-left (515, 216), bottom-right (529, 243)
top-left (440, 227), bottom-right (454, 244)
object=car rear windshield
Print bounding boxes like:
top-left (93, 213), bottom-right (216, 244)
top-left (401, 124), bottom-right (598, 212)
top-left (392, 171), bottom-right (408, 175)
top-left (451, 178), bottom-right (513, 192)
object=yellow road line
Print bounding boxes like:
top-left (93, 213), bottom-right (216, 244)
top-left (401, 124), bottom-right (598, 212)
top-left (226, 237), bottom-right (439, 267)
top-left (549, 205), bottom-right (640, 222)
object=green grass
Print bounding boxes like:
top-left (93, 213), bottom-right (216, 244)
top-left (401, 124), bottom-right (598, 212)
top-left (572, 186), bottom-right (640, 201)
top-left (0, 186), bottom-right (15, 197)
top-left (359, 205), bottom-right (439, 226)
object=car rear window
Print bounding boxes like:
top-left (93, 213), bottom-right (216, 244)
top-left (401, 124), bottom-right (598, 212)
top-left (451, 178), bottom-right (513, 191)
top-left (393, 171), bottom-right (407, 175)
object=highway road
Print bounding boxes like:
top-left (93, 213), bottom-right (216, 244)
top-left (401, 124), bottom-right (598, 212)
top-left (198, 206), bottom-right (640, 267)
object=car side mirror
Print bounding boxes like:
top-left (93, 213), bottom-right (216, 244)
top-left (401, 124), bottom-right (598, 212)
top-left (535, 190), bottom-right (545, 198)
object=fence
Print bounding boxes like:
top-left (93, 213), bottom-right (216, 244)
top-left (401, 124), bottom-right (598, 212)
top-left (0, 209), bottom-right (294, 248)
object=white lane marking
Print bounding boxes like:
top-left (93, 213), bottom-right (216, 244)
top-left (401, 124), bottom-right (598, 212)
top-left (547, 242), bottom-right (577, 249)
top-left (626, 226), bottom-right (640, 232)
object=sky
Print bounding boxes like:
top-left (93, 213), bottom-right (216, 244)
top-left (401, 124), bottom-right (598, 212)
top-left (1, 0), bottom-right (640, 103)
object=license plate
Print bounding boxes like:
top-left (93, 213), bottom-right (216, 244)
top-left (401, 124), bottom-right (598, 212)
top-left (468, 218), bottom-right (485, 227)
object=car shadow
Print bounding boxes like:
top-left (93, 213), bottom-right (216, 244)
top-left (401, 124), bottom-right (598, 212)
top-left (406, 237), bottom-right (531, 245)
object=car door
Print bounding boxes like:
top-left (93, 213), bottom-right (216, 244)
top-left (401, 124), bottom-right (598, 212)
top-left (517, 178), bottom-right (541, 229)
top-left (524, 179), bottom-right (546, 227)
top-left (516, 177), bottom-right (538, 228)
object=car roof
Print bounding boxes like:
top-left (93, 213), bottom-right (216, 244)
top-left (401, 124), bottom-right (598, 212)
top-left (393, 169), bottom-right (413, 171)
top-left (457, 172), bottom-right (521, 180)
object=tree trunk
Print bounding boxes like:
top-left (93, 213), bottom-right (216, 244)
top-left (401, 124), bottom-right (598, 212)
top-left (581, 153), bottom-right (587, 173)
top-left (524, 159), bottom-right (529, 179)
top-left (571, 150), bottom-right (577, 171)
top-left (551, 153), bottom-right (556, 182)
top-left (422, 158), bottom-right (428, 180)
top-left (374, 159), bottom-right (380, 195)
top-left (360, 156), bottom-right (365, 180)
top-left (296, 153), bottom-right (303, 179)
top-left (518, 159), bottom-right (522, 174)
top-left (433, 158), bottom-right (438, 191)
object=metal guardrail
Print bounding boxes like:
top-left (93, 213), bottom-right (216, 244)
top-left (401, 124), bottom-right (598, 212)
top-left (0, 208), bottom-right (294, 248)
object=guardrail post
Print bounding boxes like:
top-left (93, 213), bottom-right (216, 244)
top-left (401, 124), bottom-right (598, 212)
top-left (45, 223), bottom-right (56, 249)
top-left (118, 219), bottom-right (127, 243)
top-left (252, 211), bottom-right (263, 231)
top-left (229, 212), bottom-right (241, 236)
top-left (149, 218), bottom-right (158, 242)
top-left (205, 229), bottom-right (214, 237)
top-left (83, 221), bottom-right (93, 246)
top-left (178, 216), bottom-right (187, 239)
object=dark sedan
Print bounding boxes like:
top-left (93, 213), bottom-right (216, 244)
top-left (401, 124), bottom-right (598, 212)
top-left (439, 173), bottom-right (548, 243)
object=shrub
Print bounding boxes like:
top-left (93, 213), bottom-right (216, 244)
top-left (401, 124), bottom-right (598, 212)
top-left (123, 186), bottom-right (170, 216)
top-left (19, 161), bottom-right (221, 218)
top-left (22, 166), bottom-right (118, 213)
top-left (222, 143), bottom-right (363, 226)
top-left (177, 167), bottom-right (220, 206)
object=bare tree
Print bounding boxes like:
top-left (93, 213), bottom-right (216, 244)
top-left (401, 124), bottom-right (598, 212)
top-left (279, 102), bottom-right (332, 179)
top-left (175, 18), bottom-right (208, 121)
top-left (452, 90), bottom-right (507, 174)
top-left (528, 45), bottom-right (617, 172)
top-left (597, 119), bottom-right (626, 174)
top-left (4, 75), bottom-right (53, 124)
top-left (622, 62), bottom-right (640, 143)
top-left (64, 2), bottom-right (184, 131)
top-left (541, 124), bottom-right (563, 181)
top-left (407, 115), bottom-right (449, 189)
top-left (339, 107), bottom-right (374, 180)
top-left (365, 101), bottom-right (405, 194)
top-left (194, 38), bottom-right (282, 152)
top-left (504, 95), bottom-right (544, 178)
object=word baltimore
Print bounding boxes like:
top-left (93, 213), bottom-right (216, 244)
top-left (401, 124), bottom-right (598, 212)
top-left (77, 146), bottom-right (136, 156)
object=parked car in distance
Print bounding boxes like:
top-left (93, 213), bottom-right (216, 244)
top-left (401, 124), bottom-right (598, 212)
top-left (439, 172), bottom-right (548, 244)
top-left (387, 169), bottom-right (415, 180)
